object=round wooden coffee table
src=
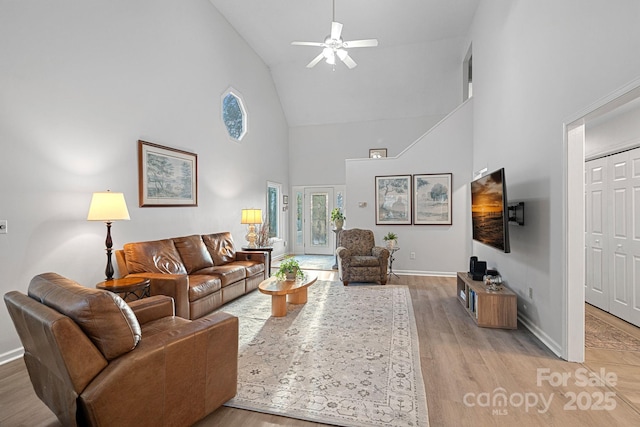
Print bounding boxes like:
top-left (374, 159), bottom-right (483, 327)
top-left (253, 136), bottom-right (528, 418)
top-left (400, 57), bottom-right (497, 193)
top-left (258, 273), bottom-right (317, 317)
top-left (96, 277), bottom-right (151, 301)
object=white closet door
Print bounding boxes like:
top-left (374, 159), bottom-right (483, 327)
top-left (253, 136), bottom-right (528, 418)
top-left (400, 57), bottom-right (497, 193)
top-left (608, 149), bottom-right (640, 326)
top-left (585, 157), bottom-right (608, 309)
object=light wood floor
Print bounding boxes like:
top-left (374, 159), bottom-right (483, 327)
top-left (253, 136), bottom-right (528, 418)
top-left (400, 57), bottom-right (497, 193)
top-left (2, 273), bottom-right (640, 426)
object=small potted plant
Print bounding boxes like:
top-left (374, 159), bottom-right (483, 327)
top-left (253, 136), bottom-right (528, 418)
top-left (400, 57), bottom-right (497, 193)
top-left (275, 256), bottom-right (304, 281)
top-left (331, 208), bottom-right (346, 230)
top-left (383, 232), bottom-right (398, 249)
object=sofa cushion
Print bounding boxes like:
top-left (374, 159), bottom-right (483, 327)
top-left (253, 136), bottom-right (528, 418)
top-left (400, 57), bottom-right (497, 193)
top-left (173, 235), bottom-right (214, 274)
top-left (124, 239), bottom-right (187, 275)
top-left (28, 272), bottom-right (141, 361)
top-left (188, 275), bottom-right (222, 302)
top-left (232, 260), bottom-right (265, 277)
top-left (202, 232), bottom-right (236, 265)
top-left (194, 265), bottom-right (246, 287)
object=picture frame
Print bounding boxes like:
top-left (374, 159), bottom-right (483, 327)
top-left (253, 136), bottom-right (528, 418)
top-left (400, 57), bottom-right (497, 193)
top-left (375, 175), bottom-right (412, 225)
top-left (369, 148), bottom-right (387, 158)
top-left (413, 173), bottom-right (452, 225)
top-left (138, 140), bottom-right (198, 207)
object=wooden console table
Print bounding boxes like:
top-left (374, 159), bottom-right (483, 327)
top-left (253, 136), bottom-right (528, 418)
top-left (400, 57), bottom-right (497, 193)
top-left (456, 272), bottom-right (517, 329)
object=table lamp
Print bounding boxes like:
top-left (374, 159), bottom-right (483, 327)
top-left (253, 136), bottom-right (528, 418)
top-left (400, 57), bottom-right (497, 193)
top-left (87, 190), bottom-right (130, 280)
top-left (241, 208), bottom-right (262, 249)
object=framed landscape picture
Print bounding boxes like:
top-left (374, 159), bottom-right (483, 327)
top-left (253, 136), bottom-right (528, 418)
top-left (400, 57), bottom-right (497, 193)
top-left (369, 148), bottom-right (387, 158)
top-left (375, 175), bottom-right (411, 225)
top-left (413, 173), bottom-right (452, 225)
top-left (138, 140), bottom-right (198, 207)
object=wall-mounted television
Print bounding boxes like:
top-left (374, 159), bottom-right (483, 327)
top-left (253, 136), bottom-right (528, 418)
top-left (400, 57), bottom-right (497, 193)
top-left (471, 168), bottom-right (510, 253)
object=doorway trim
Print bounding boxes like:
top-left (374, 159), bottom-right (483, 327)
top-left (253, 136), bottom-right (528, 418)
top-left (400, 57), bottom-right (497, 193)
top-left (563, 76), bottom-right (640, 362)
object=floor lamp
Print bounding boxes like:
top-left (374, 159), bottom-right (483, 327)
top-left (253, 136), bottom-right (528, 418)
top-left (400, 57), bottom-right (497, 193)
top-left (241, 208), bottom-right (262, 249)
top-left (87, 191), bottom-right (130, 280)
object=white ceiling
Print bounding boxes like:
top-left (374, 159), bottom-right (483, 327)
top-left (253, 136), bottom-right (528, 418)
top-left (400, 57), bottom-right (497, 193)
top-left (209, 0), bottom-right (479, 127)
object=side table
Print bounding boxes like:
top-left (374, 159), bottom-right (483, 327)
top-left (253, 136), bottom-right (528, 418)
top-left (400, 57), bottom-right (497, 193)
top-left (96, 277), bottom-right (150, 302)
top-left (241, 246), bottom-right (274, 277)
top-left (388, 247), bottom-right (400, 279)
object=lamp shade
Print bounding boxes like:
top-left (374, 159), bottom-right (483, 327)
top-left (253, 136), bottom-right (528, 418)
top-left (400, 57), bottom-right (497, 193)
top-left (87, 191), bottom-right (131, 221)
top-left (241, 209), bottom-right (262, 224)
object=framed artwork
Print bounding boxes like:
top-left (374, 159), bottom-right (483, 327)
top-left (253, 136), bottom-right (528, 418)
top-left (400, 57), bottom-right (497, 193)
top-left (375, 175), bottom-right (412, 225)
top-left (138, 140), bottom-right (198, 207)
top-left (369, 148), bottom-right (387, 158)
top-left (413, 173), bottom-right (452, 225)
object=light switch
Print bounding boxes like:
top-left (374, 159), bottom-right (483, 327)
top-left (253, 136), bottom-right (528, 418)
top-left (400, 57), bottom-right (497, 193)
top-left (0, 220), bottom-right (6, 234)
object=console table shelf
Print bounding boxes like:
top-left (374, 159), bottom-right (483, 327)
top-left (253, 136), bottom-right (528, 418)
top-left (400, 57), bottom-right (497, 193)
top-left (456, 272), bottom-right (517, 329)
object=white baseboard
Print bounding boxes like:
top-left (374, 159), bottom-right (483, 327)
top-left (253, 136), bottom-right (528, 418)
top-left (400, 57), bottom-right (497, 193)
top-left (393, 270), bottom-right (457, 277)
top-left (0, 347), bottom-right (24, 366)
top-left (517, 313), bottom-right (563, 358)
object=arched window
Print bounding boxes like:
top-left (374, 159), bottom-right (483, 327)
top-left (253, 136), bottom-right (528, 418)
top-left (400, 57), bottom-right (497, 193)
top-left (222, 89), bottom-right (247, 141)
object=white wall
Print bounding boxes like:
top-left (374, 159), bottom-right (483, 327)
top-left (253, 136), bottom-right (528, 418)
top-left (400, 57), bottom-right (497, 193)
top-left (344, 100), bottom-right (473, 274)
top-left (289, 114), bottom-right (445, 186)
top-left (0, 0), bottom-right (289, 361)
top-left (586, 101), bottom-right (640, 159)
top-left (470, 0), bottom-right (640, 355)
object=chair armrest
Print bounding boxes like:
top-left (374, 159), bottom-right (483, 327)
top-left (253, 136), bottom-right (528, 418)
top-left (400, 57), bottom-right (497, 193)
top-left (128, 295), bottom-right (174, 324)
top-left (371, 246), bottom-right (390, 260)
top-left (80, 312), bottom-right (239, 426)
top-left (336, 246), bottom-right (350, 259)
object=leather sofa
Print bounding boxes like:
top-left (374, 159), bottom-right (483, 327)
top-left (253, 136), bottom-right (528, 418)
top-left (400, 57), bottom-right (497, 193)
top-left (115, 232), bottom-right (266, 320)
top-left (4, 272), bottom-right (238, 427)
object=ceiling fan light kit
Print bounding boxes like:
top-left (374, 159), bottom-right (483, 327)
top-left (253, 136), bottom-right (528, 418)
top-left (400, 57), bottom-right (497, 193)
top-left (291, 1), bottom-right (378, 70)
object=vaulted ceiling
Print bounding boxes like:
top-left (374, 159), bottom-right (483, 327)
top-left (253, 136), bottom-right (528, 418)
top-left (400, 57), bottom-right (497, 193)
top-left (209, 0), bottom-right (479, 127)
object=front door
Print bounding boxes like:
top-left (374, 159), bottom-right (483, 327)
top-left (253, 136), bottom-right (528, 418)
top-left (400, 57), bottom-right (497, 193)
top-left (303, 187), bottom-right (334, 255)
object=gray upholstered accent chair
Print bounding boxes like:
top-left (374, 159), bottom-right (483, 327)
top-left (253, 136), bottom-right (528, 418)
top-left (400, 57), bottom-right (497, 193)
top-left (336, 228), bottom-right (390, 286)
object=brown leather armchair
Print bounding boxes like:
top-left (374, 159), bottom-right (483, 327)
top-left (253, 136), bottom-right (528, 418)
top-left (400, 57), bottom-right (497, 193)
top-left (4, 272), bottom-right (238, 427)
top-left (336, 228), bottom-right (390, 286)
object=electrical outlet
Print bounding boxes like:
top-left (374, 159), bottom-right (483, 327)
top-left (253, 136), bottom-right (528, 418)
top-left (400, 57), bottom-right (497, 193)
top-left (410, 252), bottom-right (416, 259)
top-left (528, 287), bottom-right (533, 299)
top-left (0, 220), bottom-right (7, 234)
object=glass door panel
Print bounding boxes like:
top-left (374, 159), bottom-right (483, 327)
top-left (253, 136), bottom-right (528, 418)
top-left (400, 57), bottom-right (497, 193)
top-left (304, 188), bottom-right (333, 255)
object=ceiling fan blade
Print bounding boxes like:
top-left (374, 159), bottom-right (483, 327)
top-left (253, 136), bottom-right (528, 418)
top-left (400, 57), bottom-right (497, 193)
top-left (306, 52), bottom-right (325, 68)
top-left (331, 21), bottom-right (343, 41)
top-left (291, 41), bottom-right (326, 47)
top-left (337, 50), bottom-right (357, 69)
top-left (343, 39), bottom-right (379, 48)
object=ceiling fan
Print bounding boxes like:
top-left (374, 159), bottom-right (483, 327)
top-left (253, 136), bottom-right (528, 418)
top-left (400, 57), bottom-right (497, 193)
top-left (291, 0), bottom-right (378, 69)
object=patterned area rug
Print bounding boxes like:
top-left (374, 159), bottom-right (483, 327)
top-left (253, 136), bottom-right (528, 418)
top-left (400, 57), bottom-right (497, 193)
top-left (272, 255), bottom-right (336, 271)
top-left (216, 279), bottom-right (429, 427)
top-left (585, 312), bottom-right (640, 352)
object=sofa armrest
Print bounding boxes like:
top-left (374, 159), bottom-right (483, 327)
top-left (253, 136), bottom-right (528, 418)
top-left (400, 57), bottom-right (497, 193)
top-left (79, 312), bottom-right (238, 427)
top-left (236, 250), bottom-right (266, 264)
top-left (128, 295), bottom-right (174, 324)
top-left (124, 273), bottom-right (190, 319)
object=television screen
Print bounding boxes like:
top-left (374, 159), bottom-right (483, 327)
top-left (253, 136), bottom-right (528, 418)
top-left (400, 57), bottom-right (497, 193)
top-left (471, 168), bottom-right (510, 253)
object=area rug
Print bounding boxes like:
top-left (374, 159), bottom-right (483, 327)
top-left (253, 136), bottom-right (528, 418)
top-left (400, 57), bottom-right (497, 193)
top-left (272, 255), bottom-right (336, 271)
top-left (585, 311), bottom-right (640, 352)
top-left (216, 279), bottom-right (429, 427)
